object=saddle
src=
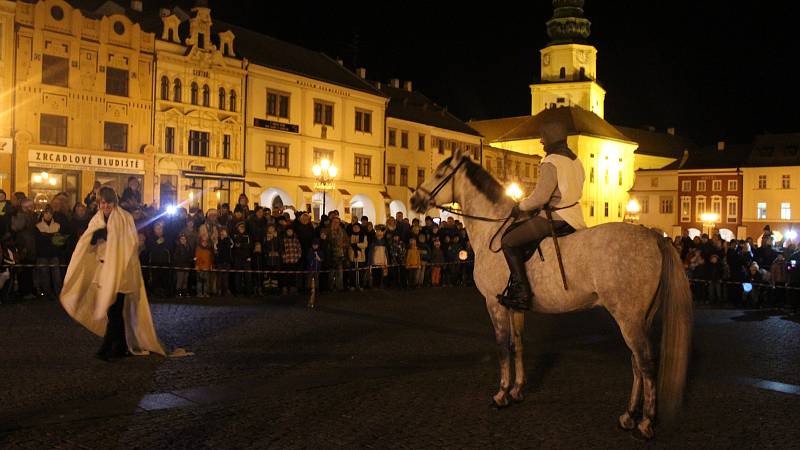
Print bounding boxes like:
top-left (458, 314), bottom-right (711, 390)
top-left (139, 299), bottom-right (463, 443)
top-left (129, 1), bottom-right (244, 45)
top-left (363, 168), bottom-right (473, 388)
top-left (521, 221), bottom-right (575, 263)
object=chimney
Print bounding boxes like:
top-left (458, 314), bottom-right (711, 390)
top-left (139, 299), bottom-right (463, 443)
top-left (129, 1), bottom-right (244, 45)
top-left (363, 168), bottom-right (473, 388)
top-left (717, 141), bottom-right (725, 151)
top-left (336, 58), bottom-right (344, 66)
top-left (356, 67), bottom-right (366, 79)
top-left (404, 80), bottom-right (412, 92)
top-left (160, 7), bottom-right (171, 17)
top-left (131, 0), bottom-right (143, 12)
top-left (390, 78), bottom-right (400, 88)
top-left (667, 127), bottom-right (675, 136)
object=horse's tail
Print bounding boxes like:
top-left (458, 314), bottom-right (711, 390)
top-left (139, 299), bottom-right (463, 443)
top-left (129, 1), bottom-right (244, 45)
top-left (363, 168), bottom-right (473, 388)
top-left (651, 235), bottom-right (693, 423)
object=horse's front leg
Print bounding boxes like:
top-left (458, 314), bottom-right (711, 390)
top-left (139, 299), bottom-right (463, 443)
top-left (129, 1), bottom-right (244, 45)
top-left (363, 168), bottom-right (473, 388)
top-left (487, 300), bottom-right (512, 407)
top-left (509, 310), bottom-right (526, 402)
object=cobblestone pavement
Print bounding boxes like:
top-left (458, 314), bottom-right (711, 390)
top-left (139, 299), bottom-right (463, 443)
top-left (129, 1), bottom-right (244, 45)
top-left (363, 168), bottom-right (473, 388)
top-left (1, 287), bottom-right (798, 449)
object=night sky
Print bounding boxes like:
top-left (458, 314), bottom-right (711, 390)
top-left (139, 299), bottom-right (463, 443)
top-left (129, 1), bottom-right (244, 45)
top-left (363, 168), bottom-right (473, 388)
top-left (167, 1), bottom-right (800, 146)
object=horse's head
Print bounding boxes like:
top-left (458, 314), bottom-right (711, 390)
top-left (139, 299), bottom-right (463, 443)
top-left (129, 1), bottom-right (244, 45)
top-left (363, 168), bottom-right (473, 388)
top-left (411, 148), bottom-right (471, 214)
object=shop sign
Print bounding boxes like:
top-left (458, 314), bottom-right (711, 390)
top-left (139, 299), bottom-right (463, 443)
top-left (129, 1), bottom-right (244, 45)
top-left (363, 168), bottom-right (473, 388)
top-left (254, 118), bottom-right (299, 133)
top-left (29, 149), bottom-right (145, 174)
top-left (0, 137), bottom-right (12, 154)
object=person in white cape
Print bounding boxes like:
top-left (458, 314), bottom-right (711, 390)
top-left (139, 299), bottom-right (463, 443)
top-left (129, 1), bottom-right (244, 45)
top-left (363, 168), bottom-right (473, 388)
top-left (60, 187), bottom-right (167, 360)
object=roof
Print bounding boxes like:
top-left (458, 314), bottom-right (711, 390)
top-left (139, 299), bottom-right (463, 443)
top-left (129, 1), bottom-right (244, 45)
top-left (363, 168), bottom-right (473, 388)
top-left (663, 144), bottom-right (751, 170)
top-left (491, 106), bottom-right (634, 143)
top-left (743, 133), bottom-right (800, 167)
top-left (616, 126), bottom-right (695, 159)
top-left (468, 116), bottom-right (529, 142)
top-left (379, 85), bottom-right (481, 136)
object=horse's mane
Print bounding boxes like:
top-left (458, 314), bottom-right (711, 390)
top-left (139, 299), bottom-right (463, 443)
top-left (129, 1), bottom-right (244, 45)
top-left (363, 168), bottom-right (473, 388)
top-left (446, 156), bottom-right (506, 203)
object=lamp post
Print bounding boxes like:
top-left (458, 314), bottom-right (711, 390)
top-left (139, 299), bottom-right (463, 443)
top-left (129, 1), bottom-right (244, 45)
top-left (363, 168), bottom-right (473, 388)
top-left (312, 158), bottom-right (337, 218)
top-left (624, 199), bottom-right (640, 224)
top-left (700, 212), bottom-right (719, 236)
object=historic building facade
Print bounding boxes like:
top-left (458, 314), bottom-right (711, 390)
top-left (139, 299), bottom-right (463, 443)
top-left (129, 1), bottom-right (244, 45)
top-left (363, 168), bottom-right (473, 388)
top-left (150, 4), bottom-right (246, 211)
top-left (12, 0), bottom-right (157, 208)
top-left (0, 1), bottom-right (14, 194)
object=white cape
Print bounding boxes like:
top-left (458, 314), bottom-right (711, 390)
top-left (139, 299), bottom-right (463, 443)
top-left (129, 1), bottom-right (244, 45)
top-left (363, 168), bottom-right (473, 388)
top-left (60, 207), bottom-right (166, 356)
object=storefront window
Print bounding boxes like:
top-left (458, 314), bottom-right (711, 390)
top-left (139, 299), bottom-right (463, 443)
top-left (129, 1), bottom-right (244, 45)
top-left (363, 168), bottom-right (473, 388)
top-left (95, 172), bottom-right (142, 201)
top-left (160, 175), bottom-right (177, 209)
top-left (29, 169), bottom-right (79, 211)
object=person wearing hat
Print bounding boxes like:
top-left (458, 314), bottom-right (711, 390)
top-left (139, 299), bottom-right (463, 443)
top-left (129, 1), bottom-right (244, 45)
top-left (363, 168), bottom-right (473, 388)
top-left (231, 220), bottom-right (252, 295)
top-left (498, 118), bottom-right (587, 311)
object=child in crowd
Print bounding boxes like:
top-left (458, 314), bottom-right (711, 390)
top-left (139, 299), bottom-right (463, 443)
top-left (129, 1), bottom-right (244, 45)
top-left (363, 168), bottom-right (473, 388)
top-left (306, 238), bottom-right (325, 307)
top-left (405, 238), bottom-right (421, 288)
top-left (232, 221), bottom-right (252, 296)
top-left (215, 228), bottom-right (233, 296)
top-left (195, 237), bottom-right (213, 298)
top-left (389, 233), bottom-right (406, 288)
top-left (173, 233), bottom-right (193, 297)
top-left (282, 226), bottom-right (302, 294)
top-left (416, 233), bottom-right (430, 287)
top-left (429, 238), bottom-right (446, 287)
top-left (369, 225), bottom-right (389, 288)
top-left (263, 225), bottom-right (282, 292)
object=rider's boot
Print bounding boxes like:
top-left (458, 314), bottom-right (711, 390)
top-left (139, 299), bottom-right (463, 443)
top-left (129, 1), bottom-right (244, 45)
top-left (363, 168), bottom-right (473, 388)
top-left (498, 245), bottom-right (533, 311)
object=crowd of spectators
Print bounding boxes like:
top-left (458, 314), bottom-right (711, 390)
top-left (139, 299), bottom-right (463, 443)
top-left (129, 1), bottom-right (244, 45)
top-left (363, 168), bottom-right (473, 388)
top-left (675, 226), bottom-right (800, 310)
top-left (0, 178), bottom-right (476, 304)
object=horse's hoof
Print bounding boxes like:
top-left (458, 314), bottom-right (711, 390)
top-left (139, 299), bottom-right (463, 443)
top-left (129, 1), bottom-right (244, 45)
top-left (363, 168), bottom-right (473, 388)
top-left (510, 390), bottom-right (524, 403)
top-left (490, 392), bottom-right (511, 409)
top-left (618, 412), bottom-right (636, 431)
top-left (632, 419), bottom-right (655, 441)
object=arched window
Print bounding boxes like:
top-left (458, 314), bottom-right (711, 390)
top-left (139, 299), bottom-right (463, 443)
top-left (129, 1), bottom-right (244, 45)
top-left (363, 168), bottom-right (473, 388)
top-left (229, 90), bottom-right (237, 112)
top-left (160, 76), bottom-right (169, 100)
top-left (191, 82), bottom-right (199, 105)
top-left (218, 87), bottom-right (226, 110)
top-left (579, 67), bottom-right (586, 79)
top-left (559, 67), bottom-right (566, 79)
top-left (173, 79), bottom-right (182, 102)
top-left (202, 84), bottom-right (210, 107)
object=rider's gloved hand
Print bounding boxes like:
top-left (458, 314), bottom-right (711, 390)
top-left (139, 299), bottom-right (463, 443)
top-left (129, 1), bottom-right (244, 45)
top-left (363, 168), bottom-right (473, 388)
top-left (510, 203), bottom-right (521, 219)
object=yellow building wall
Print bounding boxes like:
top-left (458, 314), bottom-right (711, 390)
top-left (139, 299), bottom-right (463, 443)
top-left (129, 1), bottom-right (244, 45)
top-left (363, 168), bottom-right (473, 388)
top-left (629, 170), bottom-right (679, 235)
top-left (741, 166), bottom-right (800, 238)
top-left (633, 154), bottom-right (677, 171)
top-left (532, 43), bottom-right (605, 117)
top-left (0, 1), bottom-right (15, 194)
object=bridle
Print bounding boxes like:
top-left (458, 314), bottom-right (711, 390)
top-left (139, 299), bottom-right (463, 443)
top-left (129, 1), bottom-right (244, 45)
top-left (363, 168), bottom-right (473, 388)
top-left (415, 157), bottom-right (513, 252)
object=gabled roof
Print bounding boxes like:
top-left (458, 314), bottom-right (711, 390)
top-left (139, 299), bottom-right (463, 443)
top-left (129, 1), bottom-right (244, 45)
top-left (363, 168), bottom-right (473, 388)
top-left (744, 133), bottom-right (800, 167)
top-left (468, 116), bottom-right (529, 142)
top-left (378, 84), bottom-right (481, 136)
top-left (615, 126), bottom-right (695, 159)
top-left (491, 106), bottom-right (633, 143)
top-left (663, 144), bottom-right (751, 170)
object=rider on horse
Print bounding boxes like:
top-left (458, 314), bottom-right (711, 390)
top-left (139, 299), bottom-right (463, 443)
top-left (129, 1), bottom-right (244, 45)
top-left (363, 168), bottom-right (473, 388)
top-left (499, 119), bottom-right (587, 311)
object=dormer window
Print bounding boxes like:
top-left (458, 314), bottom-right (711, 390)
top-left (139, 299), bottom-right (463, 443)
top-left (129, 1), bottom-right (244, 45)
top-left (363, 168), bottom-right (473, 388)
top-left (160, 76), bottom-right (169, 100)
top-left (173, 79), bottom-right (182, 102)
top-left (197, 33), bottom-right (205, 49)
top-left (223, 43), bottom-right (230, 56)
top-left (202, 85), bottom-right (210, 107)
top-left (218, 88), bottom-right (226, 110)
top-left (191, 82), bottom-right (199, 105)
top-left (229, 90), bottom-right (237, 112)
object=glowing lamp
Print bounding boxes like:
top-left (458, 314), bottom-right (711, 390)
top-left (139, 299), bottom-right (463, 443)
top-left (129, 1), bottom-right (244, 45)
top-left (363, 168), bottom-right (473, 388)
top-left (505, 183), bottom-right (523, 201)
top-left (786, 230), bottom-right (798, 241)
top-left (33, 175), bottom-right (42, 183)
top-left (166, 205), bottom-right (177, 215)
top-left (626, 199), bottom-right (640, 214)
top-left (216, 191), bottom-right (221, 200)
top-left (700, 213), bottom-right (719, 223)
top-left (188, 191), bottom-right (194, 200)
top-left (742, 282), bottom-right (753, 293)
top-left (312, 165), bottom-right (322, 177)
top-left (458, 250), bottom-right (469, 261)
top-left (48, 178), bottom-right (57, 186)
top-left (328, 165), bottom-right (338, 178)
top-left (41, 172), bottom-right (49, 180)
top-left (320, 159), bottom-right (331, 170)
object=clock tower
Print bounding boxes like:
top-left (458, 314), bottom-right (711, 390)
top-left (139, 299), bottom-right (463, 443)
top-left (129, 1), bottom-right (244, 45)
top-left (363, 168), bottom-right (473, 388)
top-left (531, 0), bottom-right (606, 118)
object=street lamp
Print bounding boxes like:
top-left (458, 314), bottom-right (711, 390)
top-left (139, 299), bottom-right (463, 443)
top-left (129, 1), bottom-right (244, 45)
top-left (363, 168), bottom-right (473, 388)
top-left (700, 212), bottom-right (719, 236)
top-left (505, 182), bottom-right (523, 201)
top-left (624, 199), bottom-right (640, 224)
top-left (312, 158), bottom-right (337, 217)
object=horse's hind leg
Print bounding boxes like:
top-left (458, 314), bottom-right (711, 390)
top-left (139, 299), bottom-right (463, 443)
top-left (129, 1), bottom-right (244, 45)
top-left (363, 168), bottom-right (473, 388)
top-left (615, 319), bottom-right (657, 439)
top-left (509, 311), bottom-right (526, 402)
top-left (486, 299), bottom-right (512, 407)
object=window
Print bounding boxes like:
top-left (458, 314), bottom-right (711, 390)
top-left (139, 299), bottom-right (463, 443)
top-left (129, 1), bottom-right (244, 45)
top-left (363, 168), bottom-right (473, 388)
top-left (728, 180), bottom-right (738, 191)
top-left (590, 204), bottom-right (595, 217)
top-left (268, 91), bottom-right (290, 119)
top-left (781, 202), bottom-right (791, 220)
top-left (40, 114), bottom-right (68, 146)
top-left (485, 157), bottom-right (492, 173)
top-left (559, 67), bottom-right (566, 79)
top-left (782, 175), bottom-right (791, 189)
top-left (618, 170), bottom-right (623, 186)
top-left (618, 203), bottom-right (622, 218)
top-left (680, 196), bottom-right (691, 222)
top-left (165, 127), bottom-right (175, 154)
top-left (229, 90), bottom-right (237, 112)
top-left (223, 134), bottom-right (231, 159)
top-left (589, 167), bottom-right (595, 183)
top-left (697, 180), bottom-right (706, 191)
top-left (188, 130), bottom-right (210, 157)
top-left (160, 76), bottom-right (169, 100)
top-left (696, 196), bottom-right (706, 220)
top-left (641, 198), bottom-right (649, 214)
top-left (417, 168), bottom-right (425, 187)
top-left (387, 165), bottom-right (396, 185)
top-left (105, 67), bottom-right (128, 97)
top-left (758, 175), bottom-right (767, 189)
top-left (355, 110), bottom-right (372, 133)
top-left (313, 101), bottom-right (333, 126)
top-left (711, 196), bottom-right (722, 217)
top-left (437, 138), bottom-right (445, 154)
top-left (388, 128), bottom-right (397, 146)
top-left (515, 162), bottom-right (521, 176)
top-left (660, 197), bottom-right (673, 214)
top-left (418, 134), bottom-right (425, 151)
top-left (266, 142), bottom-right (289, 169)
top-left (604, 202), bottom-right (609, 217)
top-left (401, 131), bottom-right (409, 149)
top-left (219, 88), bottom-right (226, 110)
top-left (681, 180), bottom-right (691, 191)
top-left (650, 177), bottom-right (659, 188)
top-left (726, 196), bottom-right (738, 222)
top-left (197, 32), bottom-right (205, 49)
top-left (191, 82), bottom-right (199, 105)
top-left (354, 154), bottom-right (371, 178)
top-left (712, 180), bottom-right (722, 191)
top-left (400, 167), bottom-right (409, 186)
top-left (103, 122), bottom-right (128, 152)
top-left (757, 202), bottom-right (767, 220)
top-left (173, 79), bottom-right (182, 102)
top-left (313, 148), bottom-right (333, 165)
top-left (525, 163), bottom-right (531, 178)
top-left (202, 85), bottom-right (210, 107)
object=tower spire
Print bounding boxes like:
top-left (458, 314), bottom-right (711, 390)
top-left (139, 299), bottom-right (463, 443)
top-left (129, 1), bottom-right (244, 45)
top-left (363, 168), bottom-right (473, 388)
top-left (546, 0), bottom-right (591, 45)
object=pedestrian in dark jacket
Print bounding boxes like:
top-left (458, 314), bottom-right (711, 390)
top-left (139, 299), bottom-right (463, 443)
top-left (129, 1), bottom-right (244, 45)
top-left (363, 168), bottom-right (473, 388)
top-left (262, 225), bottom-right (282, 291)
top-left (34, 206), bottom-right (63, 300)
top-left (215, 227), bottom-right (233, 296)
top-left (231, 221), bottom-right (252, 296)
top-left (146, 221), bottom-right (172, 296)
top-left (282, 226), bottom-right (302, 293)
top-left (173, 234), bottom-right (193, 297)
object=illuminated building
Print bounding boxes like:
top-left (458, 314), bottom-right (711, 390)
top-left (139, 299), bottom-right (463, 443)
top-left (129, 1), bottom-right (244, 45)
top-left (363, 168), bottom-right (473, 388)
top-left (0, 2), bottom-right (14, 193)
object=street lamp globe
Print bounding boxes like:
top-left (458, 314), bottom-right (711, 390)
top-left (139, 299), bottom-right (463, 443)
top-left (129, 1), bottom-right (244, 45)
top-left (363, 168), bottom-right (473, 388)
top-left (320, 158), bottom-right (331, 170)
top-left (626, 199), bottom-right (640, 214)
top-left (505, 182), bottom-right (523, 201)
top-left (312, 165), bottom-right (322, 177)
top-left (328, 165), bottom-right (338, 178)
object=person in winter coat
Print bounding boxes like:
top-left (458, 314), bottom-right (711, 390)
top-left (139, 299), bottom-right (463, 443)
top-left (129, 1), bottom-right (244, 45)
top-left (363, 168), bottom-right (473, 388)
top-left (35, 206), bottom-right (64, 300)
top-left (416, 232), bottom-right (430, 287)
top-left (195, 237), bottom-right (213, 298)
top-left (11, 199), bottom-right (37, 298)
top-left (447, 235), bottom-right (464, 286)
top-left (368, 225), bottom-right (389, 288)
top-left (429, 238), bottom-right (446, 287)
top-left (389, 233), bottom-right (407, 288)
top-left (231, 221), bottom-right (252, 296)
top-left (770, 253), bottom-right (788, 307)
top-left (0, 189), bottom-right (12, 238)
top-left (326, 217), bottom-right (349, 292)
top-left (743, 261), bottom-right (769, 308)
top-left (172, 234), bottom-right (194, 297)
top-left (262, 225), bottom-right (282, 291)
top-left (704, 253), bottom-right (725, 305)
top-left (405, 238), bottom-right (421, 288)
top-left (348, 223), bottom-right (368, 290)
top-left (146, 221), bottom-right (172, 297)
top-left (247, 207), bottom-right (269, 247)
top-left (281, 226), bottom-right (302, 294)
top-left (306, 238), bottom-right (325, 307)
top-left (215, 227), bottom-right (233, 296)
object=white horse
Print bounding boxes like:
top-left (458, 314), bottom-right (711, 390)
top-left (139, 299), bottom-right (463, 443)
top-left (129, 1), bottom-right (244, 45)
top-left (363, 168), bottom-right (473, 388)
top-left (411, 149), bottom-right (692, 439)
